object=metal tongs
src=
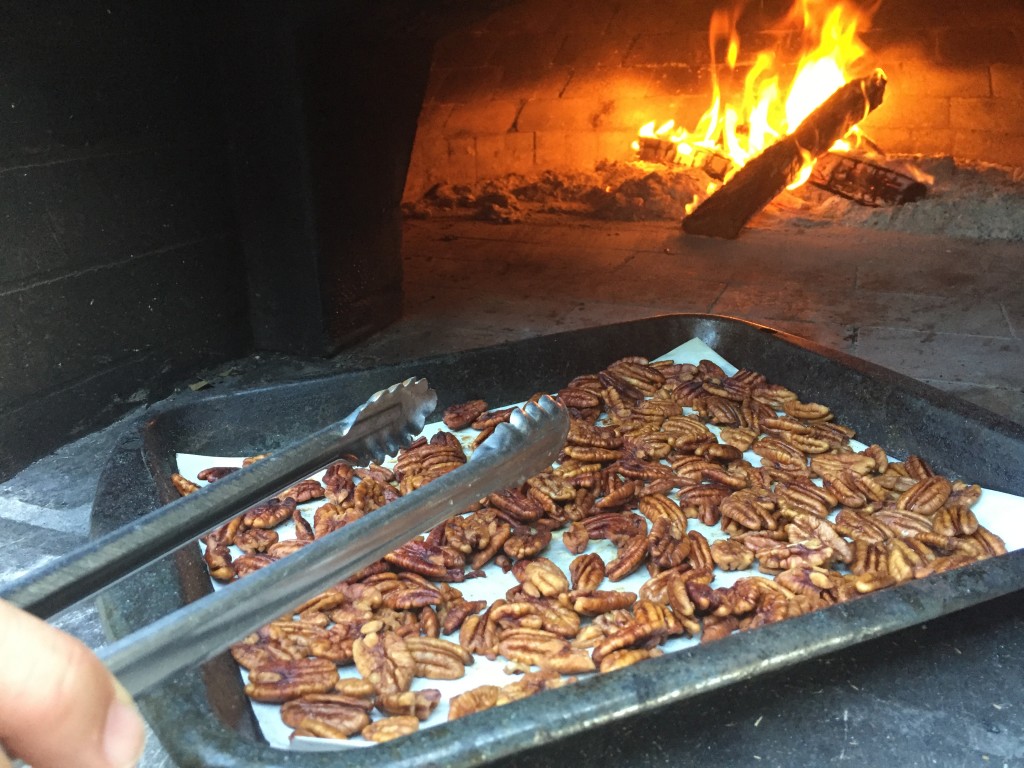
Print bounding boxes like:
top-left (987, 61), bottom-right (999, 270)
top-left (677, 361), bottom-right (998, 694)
top-left (0, 378), bottom-right (569, 698)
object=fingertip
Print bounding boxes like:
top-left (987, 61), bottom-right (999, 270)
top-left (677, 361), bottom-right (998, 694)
top-left (102, 693), bottom-right (146, 768)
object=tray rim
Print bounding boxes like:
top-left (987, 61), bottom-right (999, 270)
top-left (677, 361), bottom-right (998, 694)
top-left (90, 313), bottom-right (1024, 767)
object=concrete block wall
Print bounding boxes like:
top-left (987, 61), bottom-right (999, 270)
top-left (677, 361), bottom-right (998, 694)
top-left (0, 1), bottom-right (249, 479)
top-left (403, 0), bottom-right (1024, 199)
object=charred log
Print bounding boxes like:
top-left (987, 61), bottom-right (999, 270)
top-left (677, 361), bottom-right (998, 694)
top-left (682, 69), bottom-right (888, 239)
top-left (809, 151), bottom-right (928, 207)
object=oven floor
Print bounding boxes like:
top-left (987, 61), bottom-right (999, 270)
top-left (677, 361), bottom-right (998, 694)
top-left (2, 217), bottom-right (1022, 767)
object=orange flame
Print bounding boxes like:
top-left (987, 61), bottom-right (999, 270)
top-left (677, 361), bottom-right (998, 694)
top-left (638, 0), bottom-right (878, 187)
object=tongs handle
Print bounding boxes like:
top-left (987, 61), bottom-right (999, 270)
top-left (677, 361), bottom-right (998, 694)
top-left (0, 378), bottom-right (437, 619)
top-left (100, 395), bottom-right (569, 697)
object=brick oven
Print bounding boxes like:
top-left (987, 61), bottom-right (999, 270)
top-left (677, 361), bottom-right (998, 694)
top-left (403, 0), bottom-right (1024, 196)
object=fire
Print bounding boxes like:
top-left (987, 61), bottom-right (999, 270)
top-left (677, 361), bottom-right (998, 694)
top-left (636, 0), bottom-right (878, 187)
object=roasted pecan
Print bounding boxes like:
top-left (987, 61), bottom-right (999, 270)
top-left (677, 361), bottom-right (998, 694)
top-left (511, 557), bottom-right (569, 598)
top-left (443, 399), bottom-right (489, 430)
top-left (243, 497), bottom-right (296, 529)
top-left (376, 690), bottom-right (442, 721)
top-left (606, 535), bottom-right (648, 581)
top-left (245, 657), bottom-right (339, 703)
top-left (498, 627), bottom-right (597, 673)
top-left (572, 590), bottom-right (637, 616)
top-left (196, 466), bottom-right (238, 482)
top-left (569, 553), bottom-right (606, 594)
top-left (710, 538), bottom-right (755, 571)
top-left (599, 647), bottom-right (664, 673)
top-left (404, 636), bottom-right (473, 680)
top-left (562, 520), bottom-right (590, 554)
top-left (361, 715), bottom-right (420, 743)
top-left (171, 473), bottom-right (200, 496)
top-left (280, 693), bottom-right (372, 738)
top-left (503, 524), bottom-right (553, 560)
top-left (234, 527), bottom-right (279, 554)
top-left (459, 601), bottom-right (502, 659)
top-left (489, 487), bottom-right (544, 523)
top-left (352, 632), bottom-right (415, 696)
top-left (203, 541), bottom-right (235, 582)
top-left (448, 685), bottom-right (500, 720)
top-left (233, 553), bottom-right (275, 577)
top-left (896, 475), bottom-right (952, 516)
top-left (276, 478), bottom-right (324, 504)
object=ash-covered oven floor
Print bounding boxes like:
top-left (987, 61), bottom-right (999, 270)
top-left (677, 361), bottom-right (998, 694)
top-left (2, 217), bottom-right (1023, 767)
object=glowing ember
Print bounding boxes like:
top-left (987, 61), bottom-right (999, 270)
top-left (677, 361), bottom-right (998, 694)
top-left (632, 0), bottom-right (880, 188)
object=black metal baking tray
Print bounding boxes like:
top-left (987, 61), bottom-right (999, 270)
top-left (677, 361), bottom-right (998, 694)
top-left (91, 314), bottom-right (1024, 767)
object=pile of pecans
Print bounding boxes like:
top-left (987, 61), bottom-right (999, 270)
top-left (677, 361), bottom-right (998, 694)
top-left (171, 354), bottom-right (1006, 744)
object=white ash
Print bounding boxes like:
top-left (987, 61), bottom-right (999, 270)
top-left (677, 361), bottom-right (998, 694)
top-left (404, 157), bottom-right (1024, 241)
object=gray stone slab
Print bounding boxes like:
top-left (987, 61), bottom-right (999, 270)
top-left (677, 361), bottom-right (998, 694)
top-left (854, 326), bottom-right (1024, 388)
top-left (712, 281), bottom-right (1014, 336)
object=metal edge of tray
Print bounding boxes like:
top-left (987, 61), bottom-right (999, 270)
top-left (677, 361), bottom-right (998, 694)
top-left (90, 314), bottom-right (1024, 768)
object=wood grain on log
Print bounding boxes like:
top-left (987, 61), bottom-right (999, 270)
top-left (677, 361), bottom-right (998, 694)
top-left (682, 69), bottom-right (888, 239)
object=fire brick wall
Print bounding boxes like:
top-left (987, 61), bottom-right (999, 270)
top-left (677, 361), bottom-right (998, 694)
top-left (402, 0), bottom-right (1024, 198)
top-left (0, 1), bottom-right (250, 478)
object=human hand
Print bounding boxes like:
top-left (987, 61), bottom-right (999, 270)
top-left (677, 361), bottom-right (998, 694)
top-left (0, 599), bottom-right (146, 768)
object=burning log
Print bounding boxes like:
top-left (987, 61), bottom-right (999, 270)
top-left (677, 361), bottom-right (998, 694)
top-left (682, 69), bottom-right (888, 239)
top-left (809, 151), bottom-right (928, 207)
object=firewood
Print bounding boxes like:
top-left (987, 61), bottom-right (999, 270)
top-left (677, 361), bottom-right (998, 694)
top-left (682, 69), bottom-right (888, 239)
top-left (809, 151), bottom-right (928, 206)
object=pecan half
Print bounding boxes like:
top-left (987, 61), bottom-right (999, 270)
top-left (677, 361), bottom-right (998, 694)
top-left (245, 658), bottom-right (339, 703)
top-left (352, 632), bottom-right (415, 696)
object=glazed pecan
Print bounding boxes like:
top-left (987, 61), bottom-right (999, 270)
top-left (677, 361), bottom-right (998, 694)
top-left (376, 690), bottom-right (442, 721)
top-left (352, 632), bottom-right (415, 696)
top-left (404, 636), bottom-right (473, 680)
top-left (276, 478), bottom-right (324, 503)
top-left (281, 693), bottom-right (372, 738)
top-left (443, 399), bottom-right (489, 430)
top-left (245, 657), bottom-right (339, 703)
top-left (234, 527), bottom-right (278, 554)
top-left (569, 553), bottom-right (606, 594)
top-left (243, 497), bottom-right (296, 529)
top-left (710, 538), bottom-right (755, 571)
top-left (562, 521), bottom-right (590, 554)
top-left (361, 716), bottom-right (419, 743)
top-left (498, 627), bottom-right (597, 673)
top-left (572, 590), bottom-right (637, 617)
top-left (512, 557), bottom-right (569, 598)
top-left (448, 686), bottom-right (500, 720)
top-left (171, 473), bottom-right (200, 496)
top-left (896, 475), bottom-right (952, 516)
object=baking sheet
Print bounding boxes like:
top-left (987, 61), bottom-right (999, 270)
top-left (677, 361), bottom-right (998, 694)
top-left (175, 337), bottom-right (1024, 751)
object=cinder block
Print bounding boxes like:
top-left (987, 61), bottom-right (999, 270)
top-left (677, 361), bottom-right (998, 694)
top-left (609, 0), bottom-right (712, 36)
top-left (950, 98), bottom-right (1024, 134)
top-left (954, 130), bottom-right (1024, 165)
top-left (481, 0), bottom-right (565, 35)
top-left (990, 64), bottom-right (1024, 98)
top-left (596, 130), bottom-right (638, 164)
top-left (534, 131), bottom-right (568, 169)
top-left (627, 32), bottom-right (710, 68)
top-left (499, 66), bottom-right (574, 102)
top-left (645, 65), bottom-right (714, 97)
top-left (563, 130), bottom-right (601, 171)
top-left (517, 97), bottom-right (609, 132)
top-left (862, 29), bottom-right (935, 63)
top-left (446, 137), bottom-right (477, 184)
top-left (474, 132), bottom-right (536, 179)
top-left (862, 126), bottom-right (955, 157)
top-left (859, 94), bottom-right (950, 129)
top-left (488, 33), bottom-right (567, 70)
top-left (413, 103), bottom-right (454, 134)
top-left (444, 101), bottom-right (520, 136)
top-left (431, 66), bottom-right (506, 105)
top-left (886, 61), bottom-right (991, 98)
top-left (559, 69), bottom-right (659, 101)
top-left (554, 32), bottom-right (634, 68)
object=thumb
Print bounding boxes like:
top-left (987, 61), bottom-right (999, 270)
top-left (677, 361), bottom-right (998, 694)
top-left (0, 599), bottom-right (146, 768)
